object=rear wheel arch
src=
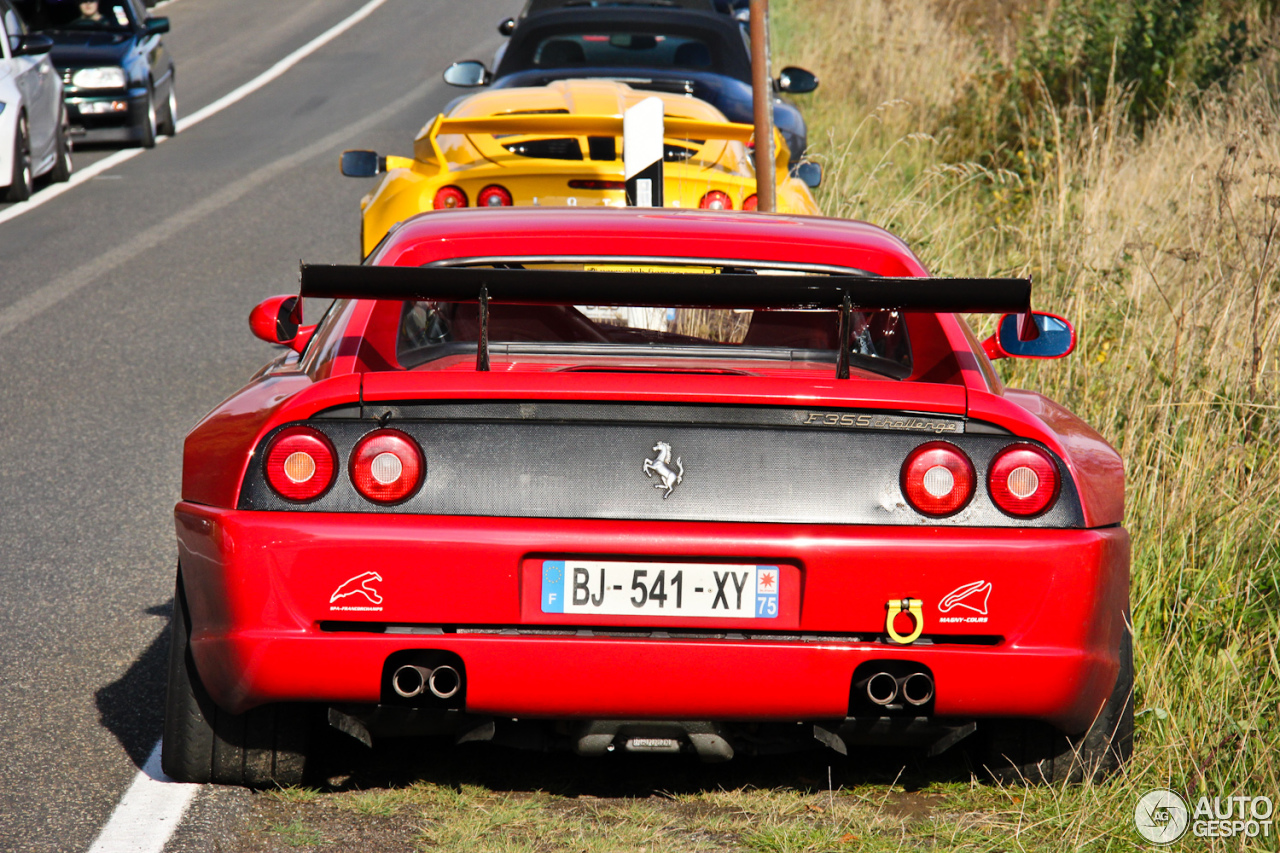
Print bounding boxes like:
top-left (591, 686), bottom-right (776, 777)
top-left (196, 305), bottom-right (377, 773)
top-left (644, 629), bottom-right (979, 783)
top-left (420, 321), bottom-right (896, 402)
top-left (974, 617), bottom-right (1134, 784)
top-left (162, 568), bottom-right (317, 787)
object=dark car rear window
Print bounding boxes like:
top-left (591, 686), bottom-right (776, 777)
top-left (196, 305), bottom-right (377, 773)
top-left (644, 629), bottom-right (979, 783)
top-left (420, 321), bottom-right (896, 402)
top-left (496, 11), bottom-right (752, 82)
top-left (532, 33), bottom-right (716, 71)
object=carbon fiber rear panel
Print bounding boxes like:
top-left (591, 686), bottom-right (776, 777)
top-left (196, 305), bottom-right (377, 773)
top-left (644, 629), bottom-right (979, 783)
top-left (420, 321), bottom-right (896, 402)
top-left (237, 402), bottom-right (1084, 528)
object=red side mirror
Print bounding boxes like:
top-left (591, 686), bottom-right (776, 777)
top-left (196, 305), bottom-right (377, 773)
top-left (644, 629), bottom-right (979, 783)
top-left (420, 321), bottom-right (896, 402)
top-left (249, 296), bottom-right (314, 353)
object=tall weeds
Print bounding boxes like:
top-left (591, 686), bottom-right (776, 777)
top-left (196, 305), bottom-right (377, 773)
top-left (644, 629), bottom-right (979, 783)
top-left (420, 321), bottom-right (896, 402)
top-left (777, 0), bottom-right (1280, 831)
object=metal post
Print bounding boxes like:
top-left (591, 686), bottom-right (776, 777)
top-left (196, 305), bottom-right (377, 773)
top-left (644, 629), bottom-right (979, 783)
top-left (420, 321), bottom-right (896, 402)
top-left (749, 0), bottom-right (776, 213)
top-left (836, 291), bottom-right (851, 379)
top-left (477, 284), bottom-right (490, 372)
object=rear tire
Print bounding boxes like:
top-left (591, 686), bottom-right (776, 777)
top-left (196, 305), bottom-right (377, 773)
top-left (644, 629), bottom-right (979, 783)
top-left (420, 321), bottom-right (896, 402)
top-left (162, 572), bottom-right (316, 787)
top-left (139, 86), bottom-right (158, 149)
top-left (50, 109), bottom-right (73, 183)
top-left (157, 79), bottom-right (177, 137)
top-left (978, 623), bottom-right (1133, 784)
top-left (4, 114), bottom-right (34, 202)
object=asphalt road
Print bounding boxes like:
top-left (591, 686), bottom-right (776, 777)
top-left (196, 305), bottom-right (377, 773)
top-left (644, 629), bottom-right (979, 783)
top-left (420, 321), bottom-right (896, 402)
top-left (0, 1), bottom-right (515, 849)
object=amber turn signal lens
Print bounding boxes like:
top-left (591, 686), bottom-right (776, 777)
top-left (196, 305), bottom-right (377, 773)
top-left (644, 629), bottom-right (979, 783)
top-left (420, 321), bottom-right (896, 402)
top-left (350, 429), bottom-right (424, 504)
top-left (264, 426), bottom-right (337, 502)
top-left (901, 441), bottom-right (975, 517)
top-left (433, 186), bottom-right (468, 209)
top-left (988, 444), bottom-right (1060, 517)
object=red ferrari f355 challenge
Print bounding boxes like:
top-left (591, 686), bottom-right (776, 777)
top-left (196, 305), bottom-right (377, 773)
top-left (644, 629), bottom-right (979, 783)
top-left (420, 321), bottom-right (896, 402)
top-left (163, 207), bottom-right (1131, 787)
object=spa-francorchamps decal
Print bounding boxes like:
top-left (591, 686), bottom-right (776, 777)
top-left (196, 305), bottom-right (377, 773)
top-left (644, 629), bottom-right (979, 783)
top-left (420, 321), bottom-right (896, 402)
top-left (938, 580), bottom-right (991, 623)
top-left (329, 571), bottom-right (384, 611)
top-left (643, 441), bottom-right (683, 499)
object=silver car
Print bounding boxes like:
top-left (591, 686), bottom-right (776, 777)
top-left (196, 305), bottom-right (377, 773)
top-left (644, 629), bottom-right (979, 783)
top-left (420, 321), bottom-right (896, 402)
top-left (0, 0), bottom-right (71, 202)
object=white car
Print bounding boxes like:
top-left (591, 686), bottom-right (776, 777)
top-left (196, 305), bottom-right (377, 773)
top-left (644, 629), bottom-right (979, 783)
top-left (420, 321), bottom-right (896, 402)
top-left (0, 0), bottom-right (71, 202)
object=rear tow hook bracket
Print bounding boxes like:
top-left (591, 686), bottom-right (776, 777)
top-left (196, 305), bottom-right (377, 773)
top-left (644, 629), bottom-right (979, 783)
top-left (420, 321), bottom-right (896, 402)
top-left (886, 598), bottom-right (924, 644)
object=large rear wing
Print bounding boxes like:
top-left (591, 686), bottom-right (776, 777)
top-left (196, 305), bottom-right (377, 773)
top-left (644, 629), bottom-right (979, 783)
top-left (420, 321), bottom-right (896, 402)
top-left (300, 263), bottom-right (1031, 377)
top-left (422, 112), bottom-right (772, 167)
top-left (434, 113), bottom-right (755, 143)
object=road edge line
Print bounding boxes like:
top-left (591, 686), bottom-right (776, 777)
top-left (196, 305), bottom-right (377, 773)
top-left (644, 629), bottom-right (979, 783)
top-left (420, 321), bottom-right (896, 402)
top-left (0, 74), bottom-right (437, 343)
top-left (0, 0), bottom-right (390, 227)
top-left (173, 0), bottom-right (390, 135)
top-left (85, 739), bottom-right (199, 853)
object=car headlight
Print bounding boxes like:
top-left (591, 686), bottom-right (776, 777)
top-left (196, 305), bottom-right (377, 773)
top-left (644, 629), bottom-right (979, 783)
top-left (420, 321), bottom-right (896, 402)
top-left (71, 67), bottom-right (127, 89)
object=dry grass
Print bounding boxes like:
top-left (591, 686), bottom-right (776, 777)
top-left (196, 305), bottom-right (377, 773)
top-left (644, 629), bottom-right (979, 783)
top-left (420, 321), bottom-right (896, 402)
top-left (776, 0), bottom-right (1280, 844)
top-left (238, 5), bottom-right (1280, 850)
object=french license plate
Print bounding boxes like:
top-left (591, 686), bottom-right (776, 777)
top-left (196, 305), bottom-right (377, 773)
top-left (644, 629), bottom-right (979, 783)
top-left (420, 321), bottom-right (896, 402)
top-left (540, 560), bottom-right (780, 619)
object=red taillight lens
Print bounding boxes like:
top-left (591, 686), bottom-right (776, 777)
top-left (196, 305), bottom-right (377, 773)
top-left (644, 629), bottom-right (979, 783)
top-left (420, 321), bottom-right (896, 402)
top-left (350, 429), bottom-right (424, 504)
top-left (901, 441), bottom-right (975, 517)
top-left (743, 194), bottom-right (758, 211)
top-left (263, 426), bottom-right (336, 502)
top-left (433, 186), bottom-right (468, 209)
top-left (988, 444), bottom-right (1060, 517)
top-left (699, 190), bottom-right (733, 210)
top-left (477, 184), bottom-right (513, 207)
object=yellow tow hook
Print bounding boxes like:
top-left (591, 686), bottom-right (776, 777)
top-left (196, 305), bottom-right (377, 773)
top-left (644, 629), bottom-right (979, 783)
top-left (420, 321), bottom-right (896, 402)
top-left (886, 598), bottom-right (924, 644)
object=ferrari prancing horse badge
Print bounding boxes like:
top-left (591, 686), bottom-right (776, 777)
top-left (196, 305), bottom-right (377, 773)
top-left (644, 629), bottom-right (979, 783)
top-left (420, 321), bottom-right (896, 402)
top-left (643, 441), bottom-right (683, 499)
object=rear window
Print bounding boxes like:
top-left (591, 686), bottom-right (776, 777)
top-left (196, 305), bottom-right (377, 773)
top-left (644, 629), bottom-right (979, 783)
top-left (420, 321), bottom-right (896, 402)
top-left (532, 33), bottom-right (717, 71)
top-left (395, 263), bottom-right (912, 378)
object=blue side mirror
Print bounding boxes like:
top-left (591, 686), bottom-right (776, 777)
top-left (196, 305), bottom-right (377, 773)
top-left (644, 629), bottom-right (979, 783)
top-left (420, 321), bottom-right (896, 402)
top-left (777, 66), bottom-right (819, 94)
top-left (793, 161), bottom-right (822, 188)
top-left (984, 312), bottom-right (1076, 359)
top-left (443, 61), bottom-right (491, 87)
top-left (340, 150), bottom-right (383, 178)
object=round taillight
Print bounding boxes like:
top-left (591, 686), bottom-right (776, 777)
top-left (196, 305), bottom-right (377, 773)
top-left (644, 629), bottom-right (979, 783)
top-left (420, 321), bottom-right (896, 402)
top-left (350, 429), bottom-right (424, 504)
top-left (901, 441), bottom-right (975, 517)
top-left (699, 190), bottom-right (733, 210)
top-left (743, 194), bottom-right (758, 211)
top-left (988, 444), bottom-right (1060, 517)
top-left (433, 185), bottom-right (468, 209)
top-left (263, 426), bottom-right (337, 502)
top-left (477, 184), bottom-right (513, 207)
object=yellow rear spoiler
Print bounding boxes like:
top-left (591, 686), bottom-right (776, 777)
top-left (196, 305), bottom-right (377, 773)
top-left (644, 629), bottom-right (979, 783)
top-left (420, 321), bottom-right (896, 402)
top-left (416, 112), bottom-right (783, 170)
top-left (437, 113), bottom-right (755, 143)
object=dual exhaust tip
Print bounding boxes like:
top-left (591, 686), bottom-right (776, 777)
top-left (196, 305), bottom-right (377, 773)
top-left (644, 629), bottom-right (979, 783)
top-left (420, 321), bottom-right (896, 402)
top-left (392, 663), bottom-right (462, 700)
top-left (396, 660), bottom-right (928, 708)
top-left (865, 670), bottom-right (934, 707)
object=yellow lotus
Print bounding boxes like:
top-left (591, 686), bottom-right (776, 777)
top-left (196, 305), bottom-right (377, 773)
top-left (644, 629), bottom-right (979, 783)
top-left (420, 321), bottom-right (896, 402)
top-left (343, 80), bottom-right (821, 258)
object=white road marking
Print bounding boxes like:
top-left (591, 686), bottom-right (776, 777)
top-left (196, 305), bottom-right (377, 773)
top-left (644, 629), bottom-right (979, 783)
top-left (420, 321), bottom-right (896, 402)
top-left (0, 0), bottom-right (390, 226)
top-left (85, 740), bottom-right (198, 853)
top-left (0, 74), bottom-right (436, 342)
top-left (7, 1), bottom-right (417, 849)
top-left (0, 148), bottom-right (142, 225)
top-left (172, 0), bottom-right (389, 135)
